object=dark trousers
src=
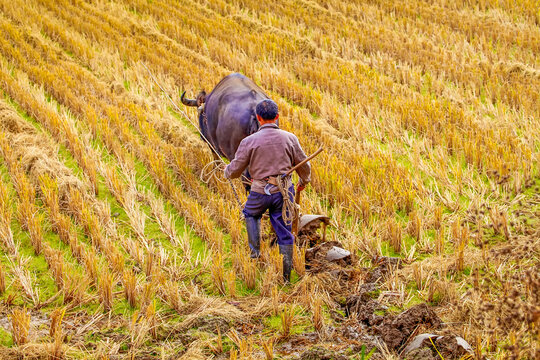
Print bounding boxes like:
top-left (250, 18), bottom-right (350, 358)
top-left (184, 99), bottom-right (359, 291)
top-left (242, 186), bottom-right (295, 246)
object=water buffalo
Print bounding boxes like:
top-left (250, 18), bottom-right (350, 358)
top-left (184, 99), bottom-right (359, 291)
top-left (181, 73), bottom-right (270, 163)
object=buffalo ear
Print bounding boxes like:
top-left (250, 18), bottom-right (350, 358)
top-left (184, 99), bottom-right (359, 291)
top-left (197, 91), bottom-right (207, 106)
top-left (249, 113), bottom-right (259, 135)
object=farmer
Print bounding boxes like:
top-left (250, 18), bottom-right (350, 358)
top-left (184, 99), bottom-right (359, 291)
top-left (224, 99), bottom-right (311, 282)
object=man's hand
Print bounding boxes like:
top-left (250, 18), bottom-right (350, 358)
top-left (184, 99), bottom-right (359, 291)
top-left (223, 164), bottom-right (231, 179)
top-left (296, 183), bottom-right (306, 192)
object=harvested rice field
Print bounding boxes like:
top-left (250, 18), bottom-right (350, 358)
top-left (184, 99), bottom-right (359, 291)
top-left (0, 0), bottom-right (538, 359)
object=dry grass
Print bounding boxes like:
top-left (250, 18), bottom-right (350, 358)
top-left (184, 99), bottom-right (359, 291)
top-left (98, 269), bottom-right (114, 312)
top-left (271, 285), bottom-right (280, 316)
top-left (241, 257), bottom-right (257, 291)
top-left (386, 217), bottom-right (402, 254)
top-left (227, 328), bottom-right (252, 358)
top-left (407, 210), bottom-right (422, 243)
top-left (27, 211), bottom-right (44, 255)
top-left (162, 280), bottom-right (182, 312)
top-left (43, 244), bottom-right (65, 290)
top-left (10, 257), bottom-right (39, 305)
top-left (0, 178), bottom-right (16, 255)
top-left (15, 178), bottom-right (35, 232)
top-left (227, 269), bottom-right (237, 298)
top-left (145, 300), bottom-right (158, 340)
top-left (83, 248), bottom-right (98, 286)
top-left (293, 245), bottom-right (306, 277)
top-left (140, 280), bottom-right (156, 312)
top-left (145, 190), bottom-right (180, 246)
top-left (49, 307), bottom-right (65, 338)
top-left (435, 228), bottom-right (445, 255)
top-left (174, 296), bottom-right (248, 332)
top-left (0, 262), bottom-right (6, 294)
top-left (211, 252), bottom-right (226, 296)
top-left (62, 271), bottom-right (88, 306)
top-left (123, 186), bottom-right (147, 241)
top-left (311, 296), bottom-right (323, 333)
top-left (260, 268), bottom-right (279, 297)
top-left (144, 249), bottom-right (155, 280)
top-left (262, 336), bottom-right (274, 360)
top-left (280, 305), bottom-right (295, 339)
top-left (268, 246), bottom-right (283, 285)
top-left (10, 307), bottom-right (31, 346)
top-left (123, 269), bottom-right (138, 308)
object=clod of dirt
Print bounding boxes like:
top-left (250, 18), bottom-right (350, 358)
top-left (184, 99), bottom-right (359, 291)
top-left (299, 346), bottom-right (348, 360)
top-left (338, 323), bottom-right (380, 348)
top-left (296, 232), bottom-right (322, 249)
top-left (374, 304), bottom-right (442, 351)
top-left (403, 333), bottom-right (473, 359)
top-left (365, 256), bottom-right (403, 283)
top-left (305, 241), bottom-right (353, 271)
top-left (345, 283), bottom-right (384, 325)
top-left (405, 347), bottom-right (438, 360)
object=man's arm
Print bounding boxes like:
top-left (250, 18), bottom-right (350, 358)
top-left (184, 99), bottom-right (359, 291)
top-left (224, 139), bottom-right (251, 179)
top-left (292, 136), bottom-right (311, 186)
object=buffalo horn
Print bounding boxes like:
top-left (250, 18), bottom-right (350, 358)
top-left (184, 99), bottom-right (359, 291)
top-left (180, 91), bottom-right (198, 106)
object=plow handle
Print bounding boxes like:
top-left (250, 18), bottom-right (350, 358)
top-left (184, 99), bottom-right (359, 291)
top-left (294, 189), bottom-right (301, 205)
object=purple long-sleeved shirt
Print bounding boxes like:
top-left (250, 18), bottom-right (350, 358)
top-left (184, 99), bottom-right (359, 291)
top-left (224, 123), bottom-right (311, 194)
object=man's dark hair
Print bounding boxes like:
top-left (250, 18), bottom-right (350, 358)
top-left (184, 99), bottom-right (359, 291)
top-left (256, 99), bottom-right (279, 120)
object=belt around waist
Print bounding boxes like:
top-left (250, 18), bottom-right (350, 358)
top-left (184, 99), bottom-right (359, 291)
top-left (258, 175), bottom-right (291, 186)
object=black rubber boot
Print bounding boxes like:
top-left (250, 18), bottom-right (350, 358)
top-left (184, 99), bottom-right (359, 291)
top-left (245, 217), bottom-right (261, 258)
top-left (279, 244), bottom-right (294, 283)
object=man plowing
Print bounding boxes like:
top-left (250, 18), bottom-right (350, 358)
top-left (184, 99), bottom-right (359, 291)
top-left (224, 99), bottom-right (311, 282)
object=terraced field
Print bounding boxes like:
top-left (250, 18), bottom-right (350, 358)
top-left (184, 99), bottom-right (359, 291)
top-left (0, 0), bottom-right (538, 359)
